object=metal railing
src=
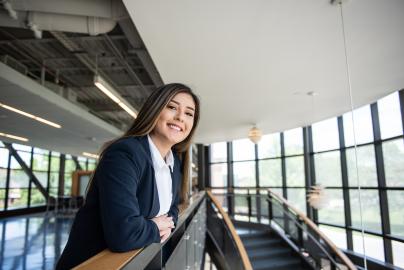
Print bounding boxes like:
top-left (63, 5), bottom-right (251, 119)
top-left (75, 192), bottom-right (206, 270)
top-left (206, 190), bottom-right (253, 270)
top-left (211, 188), bottom-right (357, 270)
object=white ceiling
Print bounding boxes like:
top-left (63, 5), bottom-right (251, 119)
top-left (0, 62), bottom-right (121, 156)
top-left (124, 0), bottom-right (404, 144)
top-left (1, 0), bottom-right (403, 155)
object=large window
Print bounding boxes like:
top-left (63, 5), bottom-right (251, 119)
top-left (259, 159), bottom-right (282, 187)
top-left (208, 89), bottom-right (404, 266)
top-left (312, 118), bottom-right (340, 152)
top-left (210, 142), bottom-right (228, 187)
top-left (258, 133), bottom-right (281, 159)
top-left (0, 142), bottom-right (97, 213)
top-left (378, 92), bottom-right (403, 140)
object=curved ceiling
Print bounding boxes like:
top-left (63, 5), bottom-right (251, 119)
top-left (124, 0), bottom-right (404, 144)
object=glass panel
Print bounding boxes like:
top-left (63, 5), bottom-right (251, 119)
top-left (32, 153), bottom-right (49, 171)
top-left (258, 133), bottom-right (281, 158)
top-left (232, 139), bottom-right (255, 161)
top-left (0, 148), bottom-right (9, 167)
top-left (79, 161), bottom-right (86, 170)
top-left (33, 148), bottom-right (49, 155)
top-left (317, 189), bottom-right (345, 226)
top-left (383, 139), bottom-right (404, 187)
top-left (319, 225), bottom-right (347, 249)
top-left (287, 188), bottom-right (306, 213)
top-left (0, 168), bottom-right (7, 188)
top-left (259, 159), bottom-right (282, 187)
top-left (210, 142), bottom-right (227, 163)
top-left (234, 190), bottom-right (248, 215)
top-left (78, 157), bottom-right (86, 169)
top-left (314, 151), bottom-right (342, 187)
top-left (312, 118), bottom-right (340, 152)
top-left (88, 161), bottom-right (97, 170)
top-left (233, 161), bottom-right (255, 187)
top-left (64, 173), bottom-right (72, 196)
top-left (378, 91), bottom-right (403, 140)
top-left (350, 190), bottom-right (381, 232)
top-left (285, 156), bottom-right (305, 187)
top-left (30, 188), bottom-right (46, 206)
top-left (387, 191), bottom-right (404, 238)
top-left (49, 172), bottom-right (59, 189)
top-left (11, 143), bottom-right (31, 152)
top-left (50, 156), bottom-right (60, 172)
top-left (9, 169), bottom-right (29, 188)
top-left (49, 188), bottom-right (58, 197)
top-left (392, 240), bottom-right (404, 269)
top-left (353, 231), bottom-right (384, 262)
top-left (65, 157), bottom-right (77, 173)
top-left (343, 105), bottom-right (374, 147)
top-left (7, 188), bottom-right (29, 209)
top-left (0, 189), bottom-right (5, 210)
top-left (10, 152), bottom-right (31, 169)
top-left (33, 171), bottom-right (48, 187)
top-left (284, 127), bottom-right (303, 156)
top-left (210, 163), bottom-right (227, 187)
top-left (346, 146), bottom-right (378, 187)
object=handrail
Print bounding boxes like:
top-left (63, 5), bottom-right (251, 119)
top-left (268, 189), bottom-right (357, 270)
top-left (206, 190), bottom-right (253, 270)
top-left (73, 191), bottom-right (205, 270)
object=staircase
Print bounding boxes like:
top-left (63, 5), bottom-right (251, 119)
top-left (237, 226), bottom-right (311, 270)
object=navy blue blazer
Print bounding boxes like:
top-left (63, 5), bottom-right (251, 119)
top-left (56, 136), bottom-right (182, 270)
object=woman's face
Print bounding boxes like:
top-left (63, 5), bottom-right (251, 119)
top-left (151, 92), bottom-right (196, 147)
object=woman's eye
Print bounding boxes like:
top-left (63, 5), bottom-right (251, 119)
top-left (186, 112), bottom-right (194, 117)
top-left (167, 105), bottom-right (176, 110)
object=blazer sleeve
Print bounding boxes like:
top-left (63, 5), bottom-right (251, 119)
top-left (96, 144), bottom-right (160, 252)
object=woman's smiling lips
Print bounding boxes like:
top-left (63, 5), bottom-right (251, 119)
top-left (167, 123), bottom-right (183, 131)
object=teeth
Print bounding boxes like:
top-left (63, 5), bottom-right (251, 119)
top-left (168, 124), bottom-right (181, 131)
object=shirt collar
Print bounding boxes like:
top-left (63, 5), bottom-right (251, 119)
top-left (147, 135), bottom-right (174, 172)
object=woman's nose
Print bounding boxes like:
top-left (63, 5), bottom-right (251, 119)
top-left (174, 111), bottom-right (185, 122)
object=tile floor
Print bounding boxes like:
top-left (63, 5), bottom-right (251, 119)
top-left (0, 213), bottom-right (74, 270)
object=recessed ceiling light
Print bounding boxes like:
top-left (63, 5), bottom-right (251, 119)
top-left (0, 102), bottom-right (61, 128)
top-left (0, 132), bottom-right (29, 142)
top-left (94, 75), bottom-right (137, 118)
top-left (82, 152), bottom-right (99, 159)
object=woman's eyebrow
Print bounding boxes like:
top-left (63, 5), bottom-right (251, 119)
top-left (170, 99), bottom-right (195, 111)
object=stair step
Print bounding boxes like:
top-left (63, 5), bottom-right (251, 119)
top-left (243, 237), bottom-right (284, 250)
top-left (239, 231), bottom-right (270, 240)
top-left (247, 246), bottom-right (291, 260)
top-left (252, 256), bottom-right (301, 270)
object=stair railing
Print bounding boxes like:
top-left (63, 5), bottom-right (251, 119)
top-left (206, 190), bottom-right (253, 270)
top-left (267, 189), bottom-right (357, 270)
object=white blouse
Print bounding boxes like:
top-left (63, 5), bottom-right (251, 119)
top-left (147, 135), bottom-right (173, 217)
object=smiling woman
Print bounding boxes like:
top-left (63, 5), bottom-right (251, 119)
top-left (56, 83), bottom-right (200, 270)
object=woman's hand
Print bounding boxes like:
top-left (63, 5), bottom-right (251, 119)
top-left (151, 214), bottom-right (175, 231)
top-left (159, 228), bottom-right (171, 243)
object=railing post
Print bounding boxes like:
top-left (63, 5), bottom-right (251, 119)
top-left (227, 188), bottom-right (235, 218)
top-left (297, 217), bottom-right (304, 248)
top-left (247, 190), bottom-right (252, 222)
top-left (267, 193), bottom-right (273, 222)
top-left (330, 254), bottom-right (337, 270)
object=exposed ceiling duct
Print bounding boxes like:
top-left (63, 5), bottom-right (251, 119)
top-left (0, 0), bottom-right (126, 36)
top-left (0, 0), bottom-right (162, 154)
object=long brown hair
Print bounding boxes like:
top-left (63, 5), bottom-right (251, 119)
top-left (95, 83), bottom-right (200, 203)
